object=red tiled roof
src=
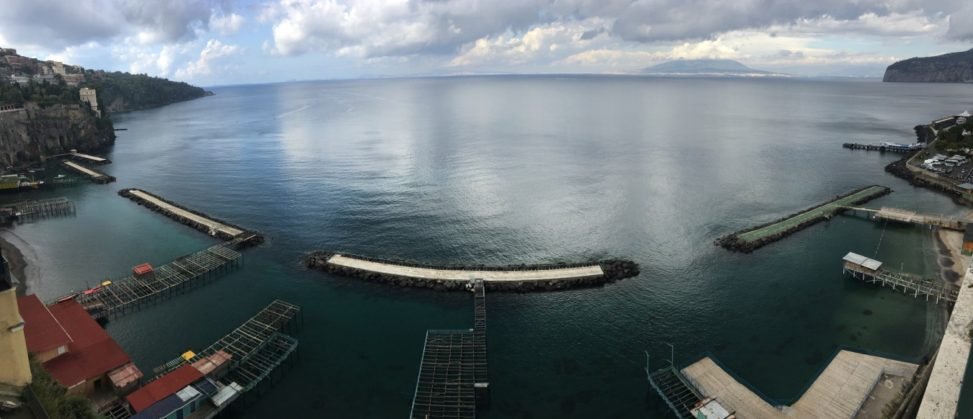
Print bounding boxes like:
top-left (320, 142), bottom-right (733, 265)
top-left (17, 294), bottom-right (72, 353)
top-left (42, 299), bottom-right (131, 388)
top-left (126, 365), bottom-right (203, 413)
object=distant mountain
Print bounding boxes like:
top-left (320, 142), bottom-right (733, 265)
top-left (883, 49), bottom-right (973, 83)
top-left (641, 59), bottom-right (783, 77)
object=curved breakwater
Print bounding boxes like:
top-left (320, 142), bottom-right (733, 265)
top-left (304, 251), bottom-right (640, 291)
top-left (716, 185), bottom-right (891, 253)
top-left (119, 188), bottom-right (264, 246)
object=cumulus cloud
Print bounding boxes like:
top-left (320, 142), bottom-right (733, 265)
top-left (175, 39), bottom-right (242, 79)
top-left (210, 12), bottom-right (246, 36)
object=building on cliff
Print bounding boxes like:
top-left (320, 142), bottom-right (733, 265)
top-left (79, 87), bottom-right (100, 117)
top-left (0, 251), bottom-right (32, 391)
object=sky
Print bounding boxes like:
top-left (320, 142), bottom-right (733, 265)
top-left (2, 0), bottom-right (973, 86)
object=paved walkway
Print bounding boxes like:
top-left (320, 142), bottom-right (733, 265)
top-left (63, 160), bottom-right (106, 179)
top-left (918, 261), bottom-right (973, 418)
top-left (71, 152), bottom-right (107, 163)
top-left (682, 350), bottom-right (917, 418)
top-left (327, 254), bottom-right (604, 282)
top-left (128, 189), bottom-right (243, 238)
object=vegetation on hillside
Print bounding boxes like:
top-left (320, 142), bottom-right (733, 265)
top-left (935, 120), bottom-right (973, 152)
top-left (82, 71), bottom-right (209, 112)
top-left (27, 359), bottom-right (100, 419)
top-left (0, 79), bottom-right (79, 108)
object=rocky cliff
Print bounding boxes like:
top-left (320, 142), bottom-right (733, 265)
top-left (883, 49), bottom-right (973, 83)
top-left (0, 103), bottom-right (114, 168)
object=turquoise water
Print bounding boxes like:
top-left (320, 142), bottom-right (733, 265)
top-left (5, 76), bottom-right (973, 417)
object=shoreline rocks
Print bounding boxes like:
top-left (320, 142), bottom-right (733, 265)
top-left (304, 251), bottom-right (640, 292)
top-left (118, 188), bottom-right (264, 247)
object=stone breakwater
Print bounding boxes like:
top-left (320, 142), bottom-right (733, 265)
top-left (885, 153), bottom-right (973, 206)
top-left (118, 188), bottom-right (264, 247)
top-left (716, 185), bottom-right (891, 253)
top-left (304, 251), bottom-right (640, 292)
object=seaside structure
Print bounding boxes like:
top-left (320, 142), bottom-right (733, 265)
top-left (62, 160), bottom-right (115, 184)
top-left (17, 295), bottom-right (142, 396)
top-left (716, 185), bottom-right (891, 253)
top-left (79, 87), bottom-right (100, 117)
top-left (0, 252), bottom-right (31, 391)
top-left (841, 252), bottom-right (958, 303)
top-left (647, 349), bottom-right (917, 419)
top-left (410, 280), bottom-right (489, 419)
top-left (306, 252), bottom-right (639, 291)
top-left (124, 364), bottom-right (241, 419)
top-left (119, 189), bottom-right (262, 244)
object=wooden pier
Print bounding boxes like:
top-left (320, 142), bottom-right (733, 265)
top-left (70, 151), bottom-right (110, 165)
top-left (153, 300), bottom-right (302, 378)
top-left (61, 160), bottom-right (115, 183)
top-left (223, 332), bottom-right (299, 392)
top-left (842, 252), bottom-right (958, 303)
top-left (717, 185), bottom-right (891, 253)
top-left (839, 206), bottom-right (966, 231)
top-left (73, 243), bottom-right (243, 319)
top-left (842, 143), bottom-right (920, 154)
top-left (3, 197), bottom-right (75, 222)
top-left (119, 189), bottom-right (261, 243)
top-left (645, 361), bottom-right (701, 419)
top-left (410, 279), bottom-right (489, 419)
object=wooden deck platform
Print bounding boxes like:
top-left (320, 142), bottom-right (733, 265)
top-left (3, 197), bottom-right (75, 222)
top-left (681, 350), bottom-right (917, 418)
top-left (840, 206), bottom-right (966, 231)
top-left (74, 243), bottom-right (242, 319)
top-left (328, 254), bottom-right (604, 282)
top-left (154, 300), bottom-right (301, 377)
top-left (411, 280), bottom-right (489, 419)
top-left (62, 160), bottom-right (115, 183)
top-left (842, 252), bottom-right (958, 303)
top-left (918, 265), bottom-right (973, 418)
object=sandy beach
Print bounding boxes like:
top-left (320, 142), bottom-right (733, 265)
top-left (0, 229), bottom-right (39, 295)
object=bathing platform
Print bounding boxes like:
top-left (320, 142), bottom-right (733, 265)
top-left (305, 252), bottom-right (639, 291)
top-left (70, 151), bottom-right (110, 165)
top-left (411, 280), bottom-right (489, 419)
top-left (61, 160), bottom-right (115, 183)
top-left (842, 252), bottom-right (958, 304)
top-left (153, 300), bottom-right (302, 383)
top-left (717, 185), bottom-right (891, 253)
top-left (2, 197), bottom-right (75, 222)
top-left (72, 242), bottom-right (243, 320)
top-left (119, 188), bottom-right (262, 244)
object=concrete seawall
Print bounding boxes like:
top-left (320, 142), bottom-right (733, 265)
top-left (119, 188), bottom-right (263, 246)
top-left (305, 251), bottom-right (639, 292)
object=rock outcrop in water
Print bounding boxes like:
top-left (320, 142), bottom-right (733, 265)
top-left (883, 49), bottom-right (973, 83)
top-left (0, 102), bottom-right (114, 167)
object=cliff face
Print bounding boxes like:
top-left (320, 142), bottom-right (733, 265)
top-left (0, 103), bottom-right (114, 167)
top-left (883, 49), bottom-right (973, 83)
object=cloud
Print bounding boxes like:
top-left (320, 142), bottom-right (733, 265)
top-left (210, 12), bottom-right (246, 36)
top-left (0, 0), bottom-right (233, 50)
top-left (175, 39), bottom-right (242, 79)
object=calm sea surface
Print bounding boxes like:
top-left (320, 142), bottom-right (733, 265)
top-left (6, 76), bottom-right (973, 418)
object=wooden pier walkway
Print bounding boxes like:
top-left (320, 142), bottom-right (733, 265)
top-left (717, 185), bottom-right (890, 253)
top-left (3, 197), bottom-right (75, 222)
top-left (839, 206), bottom-right (966, 231)
top-left (154, 300), bottom-right (301, 380)
top-left (411, 279), bottom-right (489, 419)
top-left (646, 363), bottom-right (702, 419)
top-left (120, 189), bottom-right (250, 241)
top-left (70, 151), bottom-right (110, 165)
top-left (842, 143), bottom-right (919, 154)
top-left (73, 243), bottom-right (243, 319)
top-left (62, 160), bottom-right (115, 183)
top-left (678, 350), bottom-right (917, 418)
top-left (842, 252), bottom-right (958, 303)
